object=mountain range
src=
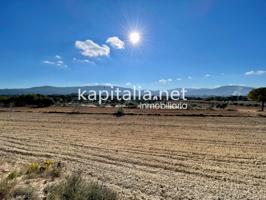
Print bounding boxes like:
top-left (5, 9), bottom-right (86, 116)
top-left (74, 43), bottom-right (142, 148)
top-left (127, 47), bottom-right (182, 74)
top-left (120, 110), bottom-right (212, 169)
top-left (0, 85), bottom-right (254, 96)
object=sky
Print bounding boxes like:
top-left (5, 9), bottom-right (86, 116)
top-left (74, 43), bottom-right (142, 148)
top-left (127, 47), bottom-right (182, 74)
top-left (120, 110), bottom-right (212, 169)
top-left (0, 0), bottom-right (266, 89)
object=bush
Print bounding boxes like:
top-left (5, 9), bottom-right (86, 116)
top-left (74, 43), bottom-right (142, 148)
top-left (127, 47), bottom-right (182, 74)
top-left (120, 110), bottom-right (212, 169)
top-left (216, 103), bottom-right (228, 109)
top-left (47, 173), bottom-right (118, 200)
top-left (114, 106), bottom-right (125, 117)
top-left (26, 160), bottom-right (63, 179)
top-left (27, 162), bottom-right (40, 174)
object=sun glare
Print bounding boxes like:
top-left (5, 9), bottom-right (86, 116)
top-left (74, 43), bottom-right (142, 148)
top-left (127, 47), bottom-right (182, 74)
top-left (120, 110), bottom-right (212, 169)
top-left (129, 31), bottom-right (141, 45)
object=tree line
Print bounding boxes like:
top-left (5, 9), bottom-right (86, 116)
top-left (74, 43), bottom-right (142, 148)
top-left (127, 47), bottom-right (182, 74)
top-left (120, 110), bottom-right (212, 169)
top-left (0, 94), bottom-right (54, 107)
top-left (0, 87), bottom-right (265, 110)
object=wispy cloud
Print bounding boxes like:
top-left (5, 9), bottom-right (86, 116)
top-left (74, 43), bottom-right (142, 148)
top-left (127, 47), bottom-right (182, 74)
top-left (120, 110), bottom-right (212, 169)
top-left (176, 78), bottom-right (182, 81)
top-left (106, 36), bottom-right (125, 49)
top-left (205, 74), bottom-right (211, 77)
top-left (42, 55), bottom-right (67, 68)
top-left (188, 76), bottom-right (192, 80)
top-left (245, 70), bottom-right (266, 76)
top-left (73, 57), bottom-right (95, 65)
top-left (75, 40), bottom-right (110, 57)
top-left (159, 78), bottom-right (173, 84)
top-left (43, 60), bottom-right (55, 65)
top-left (55, 55), bottom-right (61, 59)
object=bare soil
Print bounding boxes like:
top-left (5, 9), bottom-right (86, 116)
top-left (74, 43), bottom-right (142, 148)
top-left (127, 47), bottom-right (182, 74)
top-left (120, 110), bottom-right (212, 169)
top-left (0, 109), bottom-right (265, 199)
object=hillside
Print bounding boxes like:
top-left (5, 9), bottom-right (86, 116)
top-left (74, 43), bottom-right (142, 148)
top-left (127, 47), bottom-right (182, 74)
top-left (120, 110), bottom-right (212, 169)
top-left (0, 85), bottom-right (254, 96)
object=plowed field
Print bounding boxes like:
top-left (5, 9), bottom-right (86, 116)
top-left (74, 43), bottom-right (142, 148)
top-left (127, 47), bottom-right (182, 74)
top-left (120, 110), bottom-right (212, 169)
top-left (0, 111), bottom-right (265, 199)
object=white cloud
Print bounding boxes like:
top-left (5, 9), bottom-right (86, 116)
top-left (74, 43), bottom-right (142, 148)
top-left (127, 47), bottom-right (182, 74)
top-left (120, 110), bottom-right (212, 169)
top-left (42, 55), bottom-right (67, 68)
top-left (55, 55), bottom-right (62, 59)
top-left (159, 79), bottom-right (167, 84)
top-left (205, 74), bottom-right (211, 77)
top-left (57, 60), bottom-right (63, 65)
top-left (75, 40), bottom-right (110, 57)
top-left (245, 70), bottom-right (266, 76)
top-left (43, 60), bottom-right (55, 65)
top-left (126, 82), bottom-right (132, 86)
top-left (73, 57), bottom-right (95, 65)
top-left (159, 78), bottom-right (172, 84)
top-left (188, 76), bottom-right (192, 80)
top-left (177, 78), bottom-right (182, 81)
top-left (106, 36), bottom-right (125, 49)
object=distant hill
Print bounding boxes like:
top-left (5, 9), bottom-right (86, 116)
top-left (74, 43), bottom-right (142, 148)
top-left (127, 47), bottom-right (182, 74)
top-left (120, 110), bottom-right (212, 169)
top-left (182, 86), bottom-right (254, 96)
top-left (0, 86), bottom-right (131, 95)
top-left (0, 85), bottom-right (254, 96)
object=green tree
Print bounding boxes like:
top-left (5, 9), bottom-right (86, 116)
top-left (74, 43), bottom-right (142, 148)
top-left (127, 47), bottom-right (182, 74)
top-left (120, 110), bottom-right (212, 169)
top-left (248, 87), bottom-right (266, 111)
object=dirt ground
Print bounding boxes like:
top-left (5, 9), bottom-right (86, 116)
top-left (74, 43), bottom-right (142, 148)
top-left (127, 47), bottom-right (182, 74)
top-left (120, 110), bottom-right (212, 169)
top-left (0, 110), bottom-right (265, 199)
top-left (0, 105), bottom-right (265, 117)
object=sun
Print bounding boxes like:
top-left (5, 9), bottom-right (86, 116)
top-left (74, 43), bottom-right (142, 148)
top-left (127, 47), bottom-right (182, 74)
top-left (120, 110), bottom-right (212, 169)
top-left (129, 31), bottom-right (141, 45)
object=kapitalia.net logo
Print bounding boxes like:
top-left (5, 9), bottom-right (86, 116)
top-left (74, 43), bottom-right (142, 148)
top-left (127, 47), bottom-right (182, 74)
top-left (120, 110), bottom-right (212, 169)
top-left (78, 86), bottom-right (188, 110)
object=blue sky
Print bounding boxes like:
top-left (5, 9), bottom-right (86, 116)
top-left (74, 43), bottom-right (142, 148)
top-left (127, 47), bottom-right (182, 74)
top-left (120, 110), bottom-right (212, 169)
top-left (0, 0), bottom-right (266, 89)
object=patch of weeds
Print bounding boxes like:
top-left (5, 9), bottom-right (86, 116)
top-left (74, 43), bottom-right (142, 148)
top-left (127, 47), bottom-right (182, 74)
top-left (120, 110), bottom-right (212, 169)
top-left (7, 170), bottom-right (20, 180)
top-left (25, 162), bottom-right (40, 179)
top-left (10, 185), bottom-right (38, 200)
top-left (25, 160), bottom-right (63, 179)
top-left (0, 160), bottom-right (63, 200)
top-left (26, 162), bottom-right (40, 174)
top-left (44, 160), bottom-right (54, 168)
top-left (47, 173), bottom-right (118, 200)
top-left (0, 177), bottom-right (17, 199)
top-left (45, 162), bottom-right (63, 179)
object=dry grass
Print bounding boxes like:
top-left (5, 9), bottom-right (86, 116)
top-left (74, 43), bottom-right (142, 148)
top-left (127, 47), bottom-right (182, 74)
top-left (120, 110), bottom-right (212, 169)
top-left (0, 111), bottom-right (265, 199)
top-left (47, 173), bottom-right (117, 200)
top-left (0, 160), bottom-right (64, 200)
top-left (0, 160), bottom-right (117, 200)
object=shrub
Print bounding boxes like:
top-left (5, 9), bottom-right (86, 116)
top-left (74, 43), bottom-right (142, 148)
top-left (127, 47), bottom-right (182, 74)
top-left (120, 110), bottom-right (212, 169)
top-left (26, 162), bottom-right (40, 175)
top-left (216, 103), bottom-right (228, 109)
top-left (114, 106), bottom-right (125, 117)
top-left (47, 173), bottom-right (118, 200)
top-left (26, 160), bottom-right (63, 179)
